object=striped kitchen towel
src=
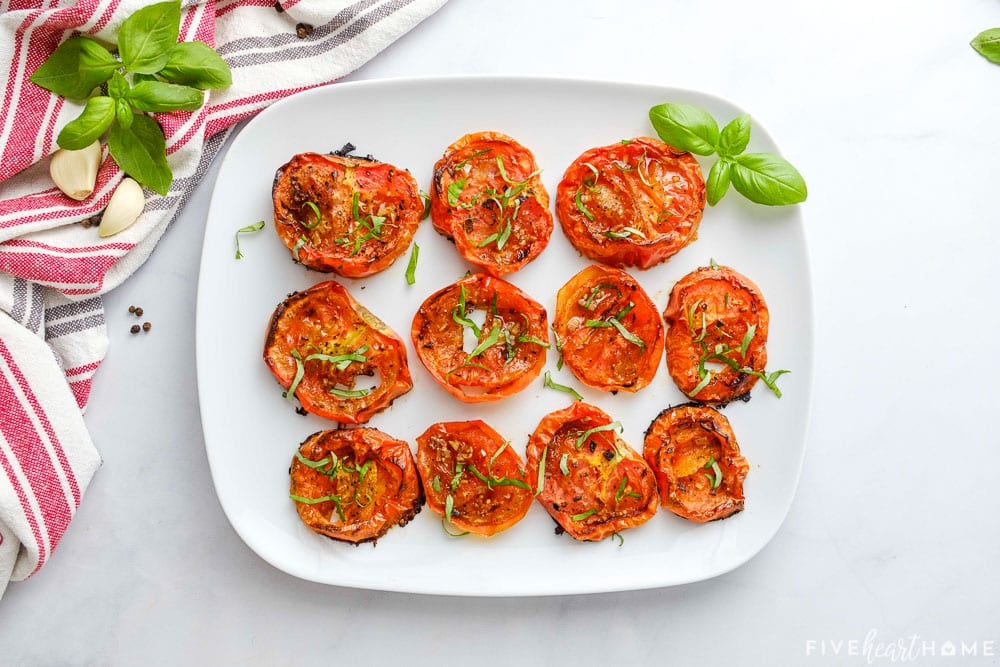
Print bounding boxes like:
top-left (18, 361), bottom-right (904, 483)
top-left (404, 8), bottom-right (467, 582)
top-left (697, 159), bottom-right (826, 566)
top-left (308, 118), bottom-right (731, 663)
top-left (0, 0), bottom-right (446, 599)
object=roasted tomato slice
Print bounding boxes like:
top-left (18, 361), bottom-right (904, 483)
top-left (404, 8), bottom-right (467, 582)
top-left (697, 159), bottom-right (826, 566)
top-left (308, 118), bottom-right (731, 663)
top-left (272, 152), bottom-right (422, 277)
top-left (411, 273), bottom-right (549, 402)
top-left (430, 132), bottom-right (553, 276)
top-left (553, 264), bottom-right (664, 393)
top-left (525, 402), bottom-right (658, 541)
top-left (555, 137), bottom-right (705, 269)
top-left (663, 264), bottom-right (769, 404)
top-left (643, 404), bottom-right (749, 522)
top-left (289, 428), bottom-right (423, 543)
top-left (264, 280), bottom-right (413, 423)
top-left (415, 420), bottom-right (533, 536)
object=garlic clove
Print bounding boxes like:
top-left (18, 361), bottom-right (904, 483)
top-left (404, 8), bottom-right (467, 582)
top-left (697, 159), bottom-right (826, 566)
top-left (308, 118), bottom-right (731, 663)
top-left (98, 178), bottom-right (145, 238)
top-left (50, 141), bottom-right (102, 201)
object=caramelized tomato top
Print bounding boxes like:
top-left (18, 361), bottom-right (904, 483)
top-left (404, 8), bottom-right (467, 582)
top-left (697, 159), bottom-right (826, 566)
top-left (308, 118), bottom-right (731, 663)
top-left (411, 273), bottom-right (549, 403)
top-left (643, 404), bottom-right (749, 523)
top-left (430, 132), bottom-right (553, 276)
top-left (416, 420), bottom-right (533, 537)
top-left (263, 280), bottom-right (413, 424)
top-left (273, 152), bottom-right (423, 278)
top-left (663, 264), bottom-right (769, 404)
top-left (525, 402), bottom-right (658, 541)
top-left (553, 264), bottom-right (664, 393)
top-left (555, 137), bottom-right (705, 270)
top-left (290, 428), bottom-right (423, 543)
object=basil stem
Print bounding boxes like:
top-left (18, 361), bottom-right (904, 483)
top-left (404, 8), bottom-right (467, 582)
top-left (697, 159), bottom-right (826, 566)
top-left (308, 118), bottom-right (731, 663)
top-left (234, 220), bottom-right (265, 259)
top-left (574, 421), bottom-right (623, 449)
top-left (543, 371), bottom-right (582, 401)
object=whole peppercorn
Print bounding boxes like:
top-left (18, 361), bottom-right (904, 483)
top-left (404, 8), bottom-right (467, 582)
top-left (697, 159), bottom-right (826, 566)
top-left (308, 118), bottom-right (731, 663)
top-left (142, 322), bottom-right (151, 332)
top-left (130, 324), bottom-right (140, 334)
top-left (295, 22), bottom-right (313, 38)
top-left (135, 307), bottom-right (144, 317)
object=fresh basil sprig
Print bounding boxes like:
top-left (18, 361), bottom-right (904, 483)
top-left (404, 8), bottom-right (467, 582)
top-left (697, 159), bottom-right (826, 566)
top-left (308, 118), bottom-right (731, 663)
top-left (29, 0), bottom-right (232, 196)
top-left (972, 28), bottom-right (1000, 64)
top-left (648, 103), bottom-right (807, 207)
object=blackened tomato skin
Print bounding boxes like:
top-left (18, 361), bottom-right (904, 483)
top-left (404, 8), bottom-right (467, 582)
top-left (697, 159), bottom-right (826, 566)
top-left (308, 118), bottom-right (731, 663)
top-left (290, 428), bottom-right (423, 544)
top-left (525, 402), bottom-right (658, 541)
top-left (553, 264), bottom-right (664, 393)
top-left (264, 280), bottom-right (413, 424)
top-left (416, 420), bottom-right (533, 536)
top-left (663, 264), bottom-right (769, 404)
top-left (411, 273), bottom-right (548, 403)
top-left (556, 137), bottom-right (705, 270)
top-left (431, 132), bottom-right (553, 276)
top-left (643, 404), bottom-right (749, 523)
top-left (273, 152), bottom-right (423, 277)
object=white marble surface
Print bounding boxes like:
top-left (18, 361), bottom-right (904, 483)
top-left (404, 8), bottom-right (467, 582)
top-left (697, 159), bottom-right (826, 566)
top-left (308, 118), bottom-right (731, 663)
top-left (3, 0), bottom-right (1000, 664)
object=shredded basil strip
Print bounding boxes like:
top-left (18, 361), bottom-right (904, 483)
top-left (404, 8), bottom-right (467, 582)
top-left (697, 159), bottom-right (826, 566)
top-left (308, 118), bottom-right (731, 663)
top-left (607, 318), bottom-right (645, 349)
top-left (614, 475), bottom-right (629, 503)
top-left (575, 188), bottom-right (594, 221)
top-left (447, 177), bottom-right (467, 207)
top-left (582, 161), bottom-right (600, 186)
top-left (284, 349), bottom-right (305, 401)
top-left (575, 421), bottom-right (623, 449)
top-left (419, 190), bottom-right (431, 220)
top-left (612, 532), bottom-right (624, 547)
top-left (738, 324), bottom-right (756, 358)
top-left (431, 475), bottom-right (441, 493)
top-left (292, 235), bottom-right (307, 262)
top-left (234, 220), bottom-right (265, 259)
top-left (605, 227), bottom-right (647, 240)
top-left (301, 201), bottom-right (322, 229)
top-left (304, 346), bottom-right (369, 371)
top-left (329, 387), bottom-right (371, 398)
top-left (405, 243), bottom-right (419, 285)
top-left (454, 148), bottom-right (492, 171)
top-left (571, 508), bottom-right (597, 522)
top-left (466, 463), bottom-right (531, 490)
top-left (489, 441), bottom-right (509, 473)
top-left (580, 283), bottom-right (621, 310)
top-left (559, 453), bottom-right (570, 476)
top-left (636, 148), bottom-right (652, 187)
top-left (517, 335), bottom-right (550, 348)
top-left (290, 493), bottom-right (345, 522)
top-left (543, 371), bottom-right (582, 401)
top-left (466, 324), bottom-right (501, 360)
top-left (450, 462), bottom-right (465, 492)
top-left (535, 445), bottom-right (547, 496)
top-left (688, 370), bottom-right (714, 398)
top-left (294, 451), bottom-right (333, 470)
top-left (452, 285), bottom-right (481, 337)
top-left (444, 493), bottom-right (455, 519)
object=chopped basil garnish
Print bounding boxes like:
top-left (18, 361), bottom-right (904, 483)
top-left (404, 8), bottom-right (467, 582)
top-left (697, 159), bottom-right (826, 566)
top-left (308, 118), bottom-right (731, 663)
top-left (636, 149), bottom-right (653, 187)
top-left (571, 508), bottom-right (597, 521)
top-left (431, 475), bottom-right (441, 493)
top-left (329, 387), bottom-right (372, 399)
top-left (710, 257), bottom-right (719, 269)
top-left (447, 177), bottom-right (467, 207)
top-left (575, 187), bottom-right (594, 221)
top-left (738, 324), bottom-right (756, 358)
top-left (543, 371), bottom-right (582, 401)
top-left (614, 475), bottom-right (629, 503)
top-left (450, 462), bottom-right (465, 492)
top-left (466, 324), bottom-right (501, 360)
top-left (559, 453), bottom-right (570, 476)
top-left (454, 148), bottom-right (491, 171)
top-left (234, 220), bottom-right (265, 259)
top-left (418, 190), bottom-right (431, 220)
top-left (304, 345), bottom-right (369, 371)
top-left (444, 493), bottom-right (455, 519)
top-left (292, 235), bottom-right (307, 262)
top-left (687, 370), bottom-right (714, 398)
top-left (574, 421), bottom-right (623, 449)
top-left (585, 317), bottom-right (646, 349)
top-left (488, 442), bottom-right (509, 473)
top-left (301, 201), bottom-right (322, 230)
top-left (580, 283), bottom-right (621, 310)
top-left (535, 445), bottom-right (548, 496)
top-left (605, 227), bottom-right (647, 240)
top-left (466, 463), bottom-right (531, 490)
top-left (405, 243), bottom-right (419, 285)
top-left (452, 285), bottom-right (481, 337)
top-left (290, 493), bottom-right (345, 522)
top-left (612, 532), bottom-right (624, 547)
top-left (283, 349), bottom-right (305, 401)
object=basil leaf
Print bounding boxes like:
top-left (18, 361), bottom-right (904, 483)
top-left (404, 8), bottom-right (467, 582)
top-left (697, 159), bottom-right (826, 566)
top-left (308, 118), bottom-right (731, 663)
top-left (730, 153), bottom-right (808, 206)
top-left (118, 0), bottom-right (181, 74)
top-left (29, 36), bottom-right (119, 99)
top-left (157, 41), bottom-right (232, 89)
top-left (971, 28), bottom-right (1000, 64)
top-left (115, 99), bottom-right (134, 129)
top-left (108, 71), bottom-right (130, 100)
top-left (705, 158), bottom-right (732, 207)
top-left (108, 114), bottom-right (171, 195)
top-left (56, 96), bottom-right (115, 150)
top-left (648, 103), bottom-right (719, 156)
top-left (129, 80), bottom-right (204, 112)
top-left (717, 114), bottom-right (751, 157)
